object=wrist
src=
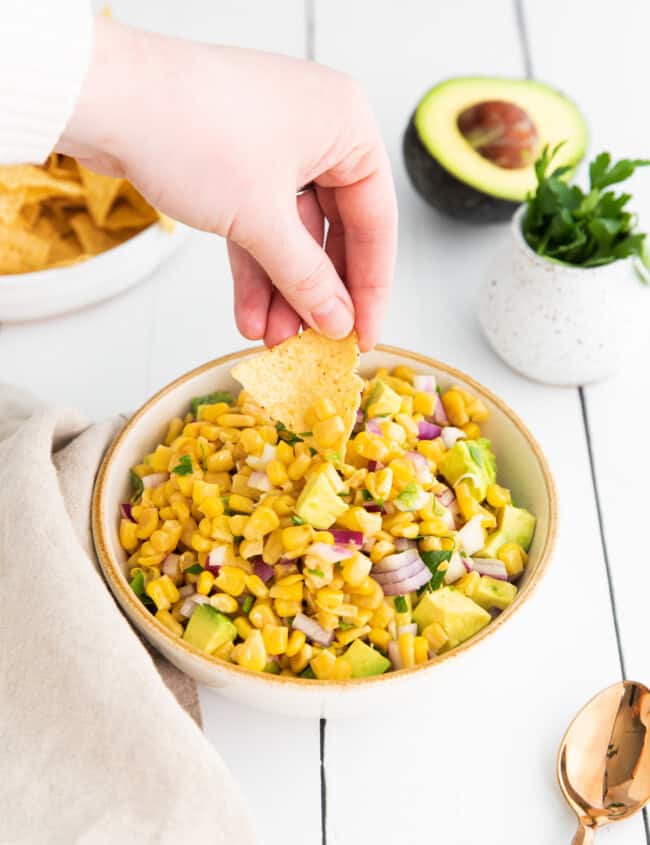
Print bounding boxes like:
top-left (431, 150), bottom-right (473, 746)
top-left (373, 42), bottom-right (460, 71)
top-left (56, 16), bottom-right (141, 165)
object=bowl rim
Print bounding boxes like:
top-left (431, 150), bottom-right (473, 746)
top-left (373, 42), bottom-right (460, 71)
top-left (92, 344), bottom-right (558, 688)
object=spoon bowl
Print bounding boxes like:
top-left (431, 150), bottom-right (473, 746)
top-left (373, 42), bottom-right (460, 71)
top-left (557, 681), bottom-right (650, 844)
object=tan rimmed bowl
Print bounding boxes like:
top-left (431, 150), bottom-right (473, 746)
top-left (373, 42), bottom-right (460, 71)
top-left (92, 345), bottom-right (557, 718)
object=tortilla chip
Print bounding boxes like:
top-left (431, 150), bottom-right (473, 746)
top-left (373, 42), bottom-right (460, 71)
top-left (77, 164), bottom-right (123, 226)
top-left (45, 154), bottom-right (81, 182)
top-left (231, 330), bottom-right (363, 457)
top-left (48, 232), bottom-right (84, 264)
top-left (102, 199), bottom-right (158, 231)
top-left (0, 224), bottom-right (50, 273)
top-left (0, 190), bottom-right (26, 225)
top-left (18, 202), bottom-right (41, 229)
top-left (0, 165), bottom-right (84, 203)
top-left (69, 212), bottom-right (120, 255)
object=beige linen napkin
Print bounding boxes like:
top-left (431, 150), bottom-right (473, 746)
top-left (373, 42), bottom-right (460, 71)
top-left (0, 388), bottom-right (256, 845)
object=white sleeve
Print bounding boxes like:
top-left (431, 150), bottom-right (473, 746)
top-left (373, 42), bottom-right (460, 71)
top-left (0, 1), bottom-right (92, 165)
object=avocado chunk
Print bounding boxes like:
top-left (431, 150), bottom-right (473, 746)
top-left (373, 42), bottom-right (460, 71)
top-left (295, 470), bottom-right (348, 529)
top-left (341, 639), bottom-right (391, 677)
top-left (438, 438), bottom-right (496, 501)
top-left (183, 604), bottom-right (237, 653)
top-left (412, 587), bottom-right (491, 651)
top-left (403, 76), bottom-right (587, 223)
top-left (366, 379), bottom-right (402, 418)
top-left (472, 576), bottom-right (517, 611)
top-left (480, 504), bottom-right (536, 558)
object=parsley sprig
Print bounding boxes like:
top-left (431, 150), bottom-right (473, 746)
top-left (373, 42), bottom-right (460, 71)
top-left (522, 144), bottom-right (650, 279)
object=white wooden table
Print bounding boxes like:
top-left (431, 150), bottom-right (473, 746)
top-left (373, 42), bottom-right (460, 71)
top-left (3, 2), bottom-right (649, 842)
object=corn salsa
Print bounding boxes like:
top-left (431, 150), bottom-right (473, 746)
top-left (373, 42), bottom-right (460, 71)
top-left (120, 366), bottom-right (536, 679)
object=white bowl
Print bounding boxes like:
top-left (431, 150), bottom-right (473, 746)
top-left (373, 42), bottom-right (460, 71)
top-left (92, 346), bottom-right (557, 718)
top-left (0, 221), bottom-right (189, 322)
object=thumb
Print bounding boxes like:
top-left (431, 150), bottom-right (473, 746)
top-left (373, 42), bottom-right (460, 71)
top-left (247, 208), bottom-right (354, 340)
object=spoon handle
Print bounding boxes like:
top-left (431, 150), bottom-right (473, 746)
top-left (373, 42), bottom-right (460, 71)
top-left (572, 823), bottom-right (595, 844)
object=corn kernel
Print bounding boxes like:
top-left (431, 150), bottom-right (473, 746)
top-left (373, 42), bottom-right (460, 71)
top-left (340, 552), bottom-right (372, 587)
top-left (266, 460), bottom-right (288, 487)
top-left (353, 432), bottom-right (389, 463)
top-left (369, 601), bottom-right (395, 629)
top-left (414, 635), bottom-right (429, 664)
top-left (217, 413), bottom-right (256, 428)
top-left (146, 578), bottom-right (171, 611)
top-left (244, 506), bottom-right (280, 541)
top-left (206, 449), bottom-right (234, 473)
top-left (289, 643), bottom-right (313, 674)
top-left (286, 629), bottom-right (306, 657)
top-left (240, 428), bottom-right (264, 455)
top-left (369, 627), bottom-right (391, 651)
top-left (498, 542), bottom-right (527, 578)
top-left (336, 625), bottom-right (371, 647)
top-left (282, 524), bottom-right (313, 551)
top-left (209, 593), bottom-right (239, 614)
top-left (262, 624), bottom-right (289, 655)
top-left (310, 649), bottom-right (336, 680)
top-left (486, 483), bottom-right (512, 509)
top-left (316, 587), bottom-right (344, 611)
top-left (156, 609), bottom-right (184, 637)
top-left (229, 494), bottom-right (255, 514)
top-left (413, 391), bottom-right (437, 416)
top-left (462, 422), bottom-right (482, 439)
top-left (249, 600), bottom-right (280, 629)
top-left (119, 519), bottom-right (139, 551)
top-left (442, 389), bottom-right (468, 427)
top-left (288, 453), bottom-right (312, 481)
top-left (274, 599), bottom-right (302, 618)
top-left (214, 566), bottom-right (246, 597)
top-left (234, 629), bottom-right (267, 672)
top-left (234, 616), bottom-right (254, 639)
top-left (276, 441), bottom-right (294, 464)
top-left (398, 631), bottom-right (416, 668)
top-left (313, 416), bottom-right (345, 450)
top-left (197, 570), bottom-right (215, 595)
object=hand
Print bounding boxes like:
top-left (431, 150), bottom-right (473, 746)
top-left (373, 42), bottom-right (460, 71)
top-left (58, 17), bottom-right (398, 350)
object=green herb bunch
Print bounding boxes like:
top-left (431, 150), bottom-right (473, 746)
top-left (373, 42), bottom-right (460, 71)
top-left (522, 144), bottom-right (650, 278)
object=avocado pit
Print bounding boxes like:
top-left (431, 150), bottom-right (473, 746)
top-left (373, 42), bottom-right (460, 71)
top-left (457, 100), bottom-right (539, 170)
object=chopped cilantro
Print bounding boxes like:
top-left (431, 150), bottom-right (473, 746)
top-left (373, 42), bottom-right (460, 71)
top-left (191, 391), bottom-right (232, 416)
top-left (171, 454), bottom-right (194, 476)
top-left (305, 567), bottom-right (325, 578)
top-left (338, 622), bottom-right (354, 630)
top-left (362, 489), bottom-right (373, 501)
top-left (309, 447), bottom-right (317, 456)
top-left (276, 422), bottom-right (287, 431)
top-left (184, 563), bottom-right (203, 575)
top-left (242, 595), bottom-right (254, 614)
top-left (326, 451), bottom-right (341, 463)
top-left (299, 666), bottom-right (316, 679)
top-left (421, 549), bottom-right (453, 591)
top-left (130, 570), bottom-right (145, 595)
top-left (129, 468), bottom-right (144, 503)
top-left (299, 431), bottom-right (313, 437)
top-left (292, 515), bottom-right (306, 525)
top-left (394, 596), bottom-right (408, 613)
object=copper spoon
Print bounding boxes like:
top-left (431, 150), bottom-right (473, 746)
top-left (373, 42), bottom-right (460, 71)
top-left (557, 681), bottom-right (650, 843)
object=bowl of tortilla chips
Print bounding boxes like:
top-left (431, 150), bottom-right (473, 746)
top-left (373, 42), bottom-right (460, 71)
top-left (0, 154), bottom-right (187, 321)
top-left (92, 332), bottom-right (556, 718)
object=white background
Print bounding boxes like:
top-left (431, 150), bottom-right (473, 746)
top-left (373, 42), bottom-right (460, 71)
top-left (2, 1), bottom-right (649, 843)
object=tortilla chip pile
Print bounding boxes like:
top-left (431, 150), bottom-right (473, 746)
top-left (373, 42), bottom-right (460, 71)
top-left (0, 154), bottom-right (170, 274)
top-left (231, 330), bottom-right (364, 457)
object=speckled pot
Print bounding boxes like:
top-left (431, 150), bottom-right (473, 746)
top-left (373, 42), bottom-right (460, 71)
top-left (479, 206), bottom-right (648, 386)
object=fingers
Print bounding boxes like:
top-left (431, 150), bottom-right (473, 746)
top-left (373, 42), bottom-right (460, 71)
top-left (228, 240), bottom-right (272, 340)
top-left (264, 290), bottom-right (302, 347)
top-left (333, 159), bottom-right (398, 351)
top-left (316, 186), bottom-right (347, 282)
top-left (245, 198), bottom-right (354, 342)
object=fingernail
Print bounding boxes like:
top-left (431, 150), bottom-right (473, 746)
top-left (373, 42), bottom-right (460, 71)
top-left (312, 298), bottom-right (354, 339)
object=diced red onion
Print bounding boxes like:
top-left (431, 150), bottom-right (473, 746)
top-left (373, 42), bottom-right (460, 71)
top-left (490, 608), bottom-right (502, 620)
top-left (246, 443), bottom-right (277, 471)
top-left (365, 419), bottom-right (382, 436)
top-left (413, 374), bottom-right (437, 394)
top-left (443, 553), bottom-right (466, 584)
top-left (393, 537), bottom-right (416, 552)
top-left (387, 640), bottom-right (402, 669)
top-left (179, 593), bottom-right (208, 618)
top-left (205, 545), bottom-right (227, 574)
top-left (382, 566), bottom-right (432, 595)
top-left (372, 548), bottom-right (420, 574)
top-left (142, 472), bottom-right (169, 489)
top-left (363, 503), bottom-right (384, 513)
top-left (436, 488), bottom-right (455, 508)
top-left (355, 409), bottom-right (363, 424)
top-left (253, 558), bottom-right (274, 582)
top-left (292, 613), bottom-right (335, 647)
top-left (405, 450), bottom-right (433, 485)
top-left (248, 471), bottom-right (272, 492)
top-left (472, 558), bottom-right (509, 581)
top-left (397, 623), bottom-right (418, 637)
top-left (417, 420), bottom-right (441, 440)
top-left (383, 501), bottom-right (396, 516)
top-left (458, 516), bottom-right (485, 556)
top-left (441, 426), bottom-right (467, 449)
top-left (462, 556), bottom-right (473, 573)
top-left (330, 530), bottom-right (364, 547)
top-left (162, 553), bottom-right (180, 580)
top-left (374, 557), bottom-right (426, 586)
top-left (121, 503), bottom-right (135, 521)
top-left (433, 397), bottom-right (448, 425)
top-left (305, 542), bottom-right (357, 563)
top-left (367, 460), bottom-right (378, 472)
top-left (447, 499), bottom-right (462, 529)
top-left (178, 584), bottom-right (194, 598)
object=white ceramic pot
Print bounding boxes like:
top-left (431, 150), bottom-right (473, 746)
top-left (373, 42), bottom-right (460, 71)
top-left (479, 206), bottom-right (649, 386)
top-left (92, 346), bottom-right (557, 719)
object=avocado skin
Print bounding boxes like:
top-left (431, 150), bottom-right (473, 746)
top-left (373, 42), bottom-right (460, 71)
top-left (402, 114), bottom-right (518, 224)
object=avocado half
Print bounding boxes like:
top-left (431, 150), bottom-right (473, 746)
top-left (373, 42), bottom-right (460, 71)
top-left (403, 77), bottom-right (588, 223)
